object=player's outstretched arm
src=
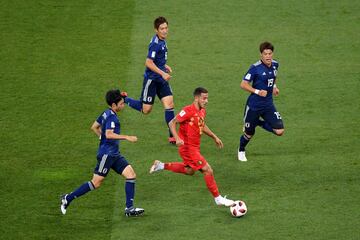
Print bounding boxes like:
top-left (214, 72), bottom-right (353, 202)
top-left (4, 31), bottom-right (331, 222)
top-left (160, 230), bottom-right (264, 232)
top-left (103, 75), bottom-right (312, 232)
top-left (105, 130), bottom-right (138, 142)
top-left (91, 121), bottom-right (101, 137)
top-left (203, 125), bottom-right (223, 149)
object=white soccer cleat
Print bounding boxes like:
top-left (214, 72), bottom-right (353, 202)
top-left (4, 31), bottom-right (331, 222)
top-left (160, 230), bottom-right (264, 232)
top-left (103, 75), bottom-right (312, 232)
top-left (60, 194), bottom-right (68, 215)
top-left (238, 151), bottom-right (247, 162)
top-left (215, 195), bottom-right (235, 207)
top-left (149, 160), bottom-right (164, 174)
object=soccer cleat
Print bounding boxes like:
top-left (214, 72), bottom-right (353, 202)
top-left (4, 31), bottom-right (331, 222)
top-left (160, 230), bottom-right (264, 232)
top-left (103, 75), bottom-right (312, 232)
top-left (120, 91), bottom-right (128, 98)
top-left (124, 207), bottom-right (145, 217)
top-left (215, 195), bottom-right (235, 207)
top-left (168, 137), bottom-right (176, 145)
top-left (60, 194), bottom-right (69, 215)
top-left (149, 160), bottom-right (164, 174)
top-left (238, 150), bottom-right (247, 162)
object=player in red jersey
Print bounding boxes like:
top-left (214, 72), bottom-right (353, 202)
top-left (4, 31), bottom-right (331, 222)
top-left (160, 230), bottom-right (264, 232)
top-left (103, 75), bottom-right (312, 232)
top-left (149, 87), bottom-right (235, 207)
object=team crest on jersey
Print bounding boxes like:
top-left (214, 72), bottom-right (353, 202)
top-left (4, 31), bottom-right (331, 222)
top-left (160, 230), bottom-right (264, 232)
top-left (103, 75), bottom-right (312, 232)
top-left (197, 160), bottom-right (203, 165)
top-left (262, 72), bottom-right (266, 75)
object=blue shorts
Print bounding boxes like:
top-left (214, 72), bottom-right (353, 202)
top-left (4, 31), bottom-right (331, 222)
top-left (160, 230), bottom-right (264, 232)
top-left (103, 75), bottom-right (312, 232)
top-left (94, 154), bottom-right (129, 177)
top-left (140, 75), bottom-right (173, 105)
top-left (243, 104), bottom-right (284, 135)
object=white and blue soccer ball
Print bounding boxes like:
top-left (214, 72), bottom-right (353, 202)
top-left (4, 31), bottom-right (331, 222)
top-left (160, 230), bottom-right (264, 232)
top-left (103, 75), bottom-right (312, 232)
top-left (230, 200), bottom-right (247, 217)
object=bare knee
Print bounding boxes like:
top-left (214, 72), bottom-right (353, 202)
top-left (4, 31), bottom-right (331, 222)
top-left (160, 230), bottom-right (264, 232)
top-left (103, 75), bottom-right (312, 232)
top-left (142, 105), bottom-right (152, 115)
top-left (165, 102), bottom-right (174, 109)
top-left (185, 167), bottom-right (195, 176)
top-left (122, 165), bottom-right (136, 179)
top-left (274, 129), bottom-right (284, 136)
top-left (91, 177), bottom-right (104, 189)
top-left (142, 109), bottom-right (152, 115)
top-left (201, 164), bottom-right (214, 176)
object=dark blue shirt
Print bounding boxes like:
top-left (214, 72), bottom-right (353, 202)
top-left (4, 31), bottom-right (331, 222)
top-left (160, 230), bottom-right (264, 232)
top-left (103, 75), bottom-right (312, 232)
top-left (243, 60), bottom-right (279, 110)
top-left (144, 34), bottom-right (167, 81)
top-left (96, 109), bottom-right (121, 156)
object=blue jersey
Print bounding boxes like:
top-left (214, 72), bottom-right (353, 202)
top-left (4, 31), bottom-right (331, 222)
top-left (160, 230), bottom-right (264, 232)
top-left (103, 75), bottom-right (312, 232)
top-left (96, 109), bottom-right (121, 156)
top-left (144, 34), bottom-right (167, 81)
top-left (243, 60), bottom-right (279, 110)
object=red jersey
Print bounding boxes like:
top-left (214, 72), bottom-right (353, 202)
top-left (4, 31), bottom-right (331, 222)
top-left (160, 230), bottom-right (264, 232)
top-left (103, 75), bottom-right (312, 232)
top-left (176, 103), bottom-right (206, 149)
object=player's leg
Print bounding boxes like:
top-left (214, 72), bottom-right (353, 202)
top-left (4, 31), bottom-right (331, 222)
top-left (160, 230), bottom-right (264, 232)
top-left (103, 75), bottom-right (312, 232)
top-left (124, 77), bottom-right (155, 113)
top-left (238, 105), bottom-right (258, 161)
top-left (60, 154), bottom-right (111, 215)
top-left (149, 160), bottom-right (195, 175)
top-left (257, 118), bottom-right (274, 133)
top-left (112, 156), bottom-right (144, 217)
top-left (262, 105), bottom-right (284, 136)
top-left (158, 81), bottom-right (176, 144)
top-left (200, 163), bottom-right (235, 207)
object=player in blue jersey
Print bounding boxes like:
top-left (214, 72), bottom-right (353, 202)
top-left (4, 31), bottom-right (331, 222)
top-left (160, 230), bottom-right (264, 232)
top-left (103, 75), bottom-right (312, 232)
top-left (60, 89), bottom-right (144, 217)
top-left (238, 42), bottom-right (285, 161)
top-left (123, 16), bottom-right (176, 144)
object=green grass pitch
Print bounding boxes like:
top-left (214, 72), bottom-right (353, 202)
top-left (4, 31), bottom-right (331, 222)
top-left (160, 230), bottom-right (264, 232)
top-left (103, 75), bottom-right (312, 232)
top-left (0, 0), bottom-right (359, 239)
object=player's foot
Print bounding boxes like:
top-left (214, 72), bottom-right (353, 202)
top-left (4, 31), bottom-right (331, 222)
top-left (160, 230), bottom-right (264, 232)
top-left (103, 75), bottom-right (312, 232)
top-left (215, 195), bottom-right (235, 207)
top-left (238, 150), bottom-right (247, 162)
top-left (124, 207), bottom-right (145, 217)
top-left (168, 137), bottom-right (176, 145)
top-left (120, 91), bottom-right (128, 98)
top-left (60, 194), bottom-right (69, 215)
top-left (149, 160), bottom-right (164, 174)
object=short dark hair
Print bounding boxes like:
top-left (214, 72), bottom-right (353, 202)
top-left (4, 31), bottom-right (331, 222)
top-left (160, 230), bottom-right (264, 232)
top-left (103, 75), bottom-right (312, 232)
top-left (259, 41), bottom-right (274, 53)
top-left (105, 89), bottom-right (123, 106)
top-left (154, 16), bottom-right (168, 29)
top-left (193, 87), bottom-right (208, 96)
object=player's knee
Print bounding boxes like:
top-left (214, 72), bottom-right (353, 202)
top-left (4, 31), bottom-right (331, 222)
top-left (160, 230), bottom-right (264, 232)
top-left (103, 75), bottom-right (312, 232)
top-left (91, 179), bottom-right (103, 189)
top-left (142, 105), bottom-right (152, 115)
top-left (122, 165), bottom-right (136, 178)
top-left (142, 108), bottom-right (152, 115)
top-left (185, 167), bottom-right (195, 175)
top-left (244, 131), bottom-right (253, 139)
top-left (274, 129), bottom-right (284, 136)
top-left (165, 102), bottom-right (174, 109)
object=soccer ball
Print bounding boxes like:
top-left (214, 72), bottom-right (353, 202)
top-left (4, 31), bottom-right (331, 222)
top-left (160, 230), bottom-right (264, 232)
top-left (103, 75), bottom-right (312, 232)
top-left (230, 200), bottom-right (247, 217)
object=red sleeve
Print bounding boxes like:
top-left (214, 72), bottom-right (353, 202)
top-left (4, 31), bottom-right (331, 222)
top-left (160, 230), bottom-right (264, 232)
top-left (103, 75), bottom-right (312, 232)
top-left (176, 107), bottom-right (193, 123)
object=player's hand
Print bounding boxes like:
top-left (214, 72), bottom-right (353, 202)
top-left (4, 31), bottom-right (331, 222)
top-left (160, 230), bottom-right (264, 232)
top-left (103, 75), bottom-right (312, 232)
top-left (175, 137), bottom-right (184, 146)
top-left (165, 65), bottom-right (172, 73)
top-left (273, 87), bottom-right (279, 96)
top-left (161, 72), bottom-right (171, 81)
top-left (258, 90), bottom-right (267, 97)
top-left (126, 136), bottom-right (138, 142)
top-left (214, 137), bottom-right (223, 149)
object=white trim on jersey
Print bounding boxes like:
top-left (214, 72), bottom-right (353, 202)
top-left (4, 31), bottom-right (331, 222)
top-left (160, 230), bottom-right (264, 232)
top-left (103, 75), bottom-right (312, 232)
top-left (253, 60), bottom-right (262, 66)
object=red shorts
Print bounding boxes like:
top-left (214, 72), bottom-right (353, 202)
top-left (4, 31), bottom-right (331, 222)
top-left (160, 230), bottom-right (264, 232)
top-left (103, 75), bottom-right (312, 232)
top-left (179, 147), bottom-right (207, 171)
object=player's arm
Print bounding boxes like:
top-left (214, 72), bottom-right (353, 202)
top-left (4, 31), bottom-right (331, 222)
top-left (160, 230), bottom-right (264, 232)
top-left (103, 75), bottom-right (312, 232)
top-left (91, 121), bottom-right (101, 137)
top-left (273, 80), bottom-right (280, 96)
top-left (165, 64), bottom-right (172, 73)
top-left (145, 58), bottom-right (171, 81)
top-left (105, 130), bottom-right (138, 143)
top-left (240, 80), bottom-right (267, 97)
top-left (168, 117), bottom-right (184, 146)
top-left (203, 124), bottom-right (223, 149)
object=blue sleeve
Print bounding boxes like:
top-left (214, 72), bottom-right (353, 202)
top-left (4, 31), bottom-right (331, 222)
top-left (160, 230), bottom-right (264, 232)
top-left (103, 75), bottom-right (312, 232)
top-left (96, 114), bottom-right (103, 124)
top-left (105, 115), bottom-right (118, 131)
top-left (147, 42), bottom-right (160, 60)
top-left (243, 65), bottom-right (257, 82)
